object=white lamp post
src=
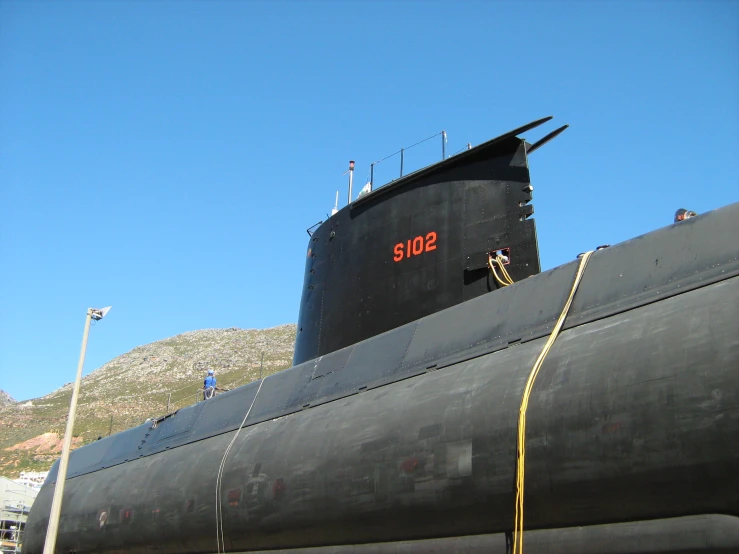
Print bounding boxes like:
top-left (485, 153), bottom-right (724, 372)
top-left (43, 306), bottom-right (111, 554)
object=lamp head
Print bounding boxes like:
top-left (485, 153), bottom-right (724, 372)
top-left (91, 306), bottom-right (112, 320)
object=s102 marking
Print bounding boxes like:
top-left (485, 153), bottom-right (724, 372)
top-left (393, 232), bottom-right (437, 262)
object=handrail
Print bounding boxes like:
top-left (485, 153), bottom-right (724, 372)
top-left (367, 130), bottom-right (447, 189)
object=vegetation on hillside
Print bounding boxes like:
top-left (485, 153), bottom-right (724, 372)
top-left (0, 325), bottom-right (296, 478)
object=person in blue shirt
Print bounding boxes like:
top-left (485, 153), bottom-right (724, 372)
top-left (203, 369), bottom-right (217, 400)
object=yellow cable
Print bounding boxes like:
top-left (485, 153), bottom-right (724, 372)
top-left (513, 251), bottom-right (594, 554)
top-left (496, 256), bottom-right (515, 285)
top-left (488, 255), bottom-right (513, 287)
top-left (489, 257), bottom-right (509, 287)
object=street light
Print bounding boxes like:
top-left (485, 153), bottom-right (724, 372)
top-left (43, 306), bottom-right (111, 554)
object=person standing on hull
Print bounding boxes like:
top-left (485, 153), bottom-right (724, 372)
top-left (203, 369), bottom-right (217, 400)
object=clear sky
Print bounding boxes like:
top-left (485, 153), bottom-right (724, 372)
top-left (1, 0), bottom-right (737, 401)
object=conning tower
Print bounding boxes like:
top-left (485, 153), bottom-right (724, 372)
top-left (294, 117), bottom-right (568, 365)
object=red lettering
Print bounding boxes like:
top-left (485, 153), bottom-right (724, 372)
top-left (425, 231), bottom-right (437, 252)
top-left (393, 231), bottom-right (438, 262)
top-left (412, 236), bottom-right (423, 255)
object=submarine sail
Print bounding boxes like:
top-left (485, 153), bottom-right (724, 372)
top-left (293, 117), bottom-right (548, 365)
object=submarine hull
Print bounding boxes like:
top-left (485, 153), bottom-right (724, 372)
top-left (23, 205), bottom-right (739, 553)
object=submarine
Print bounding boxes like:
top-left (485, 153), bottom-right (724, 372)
top-left (24, 117), bottom-right (739, 553)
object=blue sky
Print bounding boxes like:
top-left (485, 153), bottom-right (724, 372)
top-left (1, 0), bottom-right (737, 401)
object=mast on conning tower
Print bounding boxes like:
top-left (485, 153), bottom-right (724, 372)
top-left (342, 161), bottom-right (355, 204)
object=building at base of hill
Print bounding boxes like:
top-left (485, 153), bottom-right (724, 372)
top-left (1, 476), bottom-right (38, 553)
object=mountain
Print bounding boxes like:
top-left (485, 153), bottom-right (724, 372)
top-left (0, 325), bottom-right (296, 478)
top-left (0, 390), bottom-right (16, 407)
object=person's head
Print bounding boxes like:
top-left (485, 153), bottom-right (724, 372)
top-left (674, 208), bottom-right (697, 222)
top-left (208, 369), bottom-right (214, 375)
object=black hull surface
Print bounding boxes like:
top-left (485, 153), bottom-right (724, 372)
top-left (233, 515), bottom-right (739, 553)
top-left (23, 204), bottom-right (739, 553)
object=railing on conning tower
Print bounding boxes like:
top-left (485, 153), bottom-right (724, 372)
top-left (353, 131), bottom-right (475, 202)
top-left (331, 131), bottom-right (476, 213)
top-left (366, 130), bottom-right (447, 192)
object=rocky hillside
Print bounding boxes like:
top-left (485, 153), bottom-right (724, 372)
top-left (0, 390), bottom-right (16, 407)
top-left (0, 325), bottom-right (296, 478)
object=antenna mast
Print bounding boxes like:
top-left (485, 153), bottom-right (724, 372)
top-left (332, 191), bottom-right (339, 216)
top-left (347, 161), bottom-right (355, 204)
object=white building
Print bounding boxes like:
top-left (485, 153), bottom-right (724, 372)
top-left (1, 476), bottom-right (38, 552)
top-left (13, 472), bottom-right (48, 492)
